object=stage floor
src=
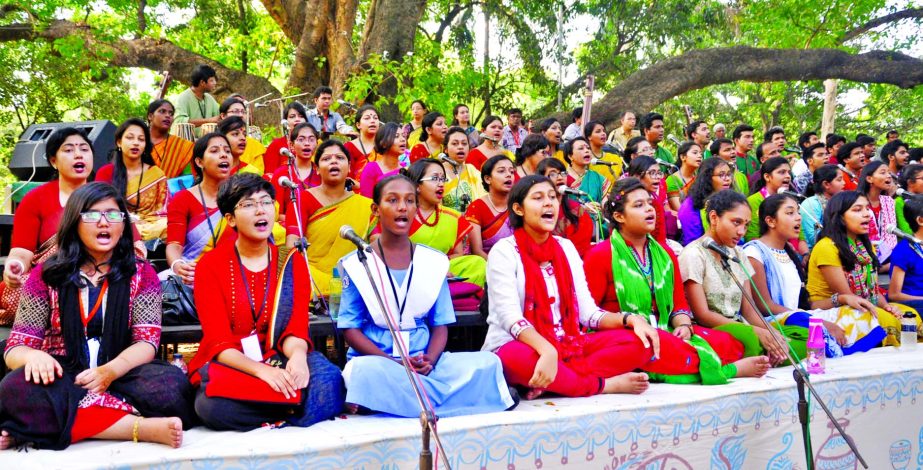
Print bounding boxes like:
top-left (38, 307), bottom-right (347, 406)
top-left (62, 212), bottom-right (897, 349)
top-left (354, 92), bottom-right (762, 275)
top-left (3, 347), bottom-right (922, 469)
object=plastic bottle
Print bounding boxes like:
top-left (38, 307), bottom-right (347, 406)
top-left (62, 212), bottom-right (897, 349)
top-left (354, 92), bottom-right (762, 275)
top-left (805, 317), bottom-right (825, 374)
top-left (327, 267), bottom-right (342, 320)
top-left (171, 353), bottom-right (188, 374)
top-left (901, 312), bottom-right (918, 351)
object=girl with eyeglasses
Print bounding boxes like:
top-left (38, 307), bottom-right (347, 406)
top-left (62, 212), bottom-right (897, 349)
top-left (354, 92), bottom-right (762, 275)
top-left (190, 174), bottom-right (344, 431)
top-left (679, 158), bottom-right (733, 246)
top-left (626, 156), bottom-right (669, 244)
top-left (537, 159), bottom-right (596, 256)
top-left (337, 174), bottom-right (515, 417)
top-left (0, 183), bottom-right (193, 450)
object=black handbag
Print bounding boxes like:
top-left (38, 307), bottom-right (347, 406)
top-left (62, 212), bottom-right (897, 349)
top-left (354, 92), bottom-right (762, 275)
top-left (161, 275), bottom-right (199, 325)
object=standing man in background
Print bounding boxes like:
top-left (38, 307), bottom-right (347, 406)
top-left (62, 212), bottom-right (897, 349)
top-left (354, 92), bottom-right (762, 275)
top-left (501, 108), bottom-right (528, 153)
top-left (306, 86), bottom-right (356, 137)
top-left (608, 111), bottom-right (641, 150)
top-left (174, 64), bottom-right (220, 128)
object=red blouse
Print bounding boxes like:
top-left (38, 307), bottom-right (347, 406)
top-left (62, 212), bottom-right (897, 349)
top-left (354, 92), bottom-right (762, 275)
top-left (467, 149), bottom-right (488, 171)
top-left (12, 180), bottom-right (64, 251)
top-left (343, 141), bottom-right (371, 181)
top-left (409, 143), bottom-right (434, 163)
top-left (582, 238), bottom-right (690, 315)
top-left (557, 203), bottom-right (595, 258)
top-left (271, 164), bottom-right (322, 220)
top-left (166, 189), bottom-right (235, 246)
top-left (188, 242), bottom-right (312, 385)
top-left (263, 137), bottom-right (288, 179)
top-left (95, 164), bottom-right (114, 183)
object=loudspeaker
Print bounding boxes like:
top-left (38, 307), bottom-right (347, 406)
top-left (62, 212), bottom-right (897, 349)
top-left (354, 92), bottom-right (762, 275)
top-left (10, 120), bottom-right (116, 181)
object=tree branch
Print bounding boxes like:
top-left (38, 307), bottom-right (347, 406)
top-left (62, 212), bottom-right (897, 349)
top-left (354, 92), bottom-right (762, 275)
top-left (841, 7), bottom-right (923, 42)
top-left (544, 47), bottom-right (923, 128)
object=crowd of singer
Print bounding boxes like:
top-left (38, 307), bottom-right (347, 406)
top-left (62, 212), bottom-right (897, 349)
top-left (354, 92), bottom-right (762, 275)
top-left (0, 64), bottom-right (921, 450)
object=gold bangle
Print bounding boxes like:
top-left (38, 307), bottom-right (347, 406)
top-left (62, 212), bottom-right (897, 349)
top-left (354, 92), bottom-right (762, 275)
top-left (132, 417), bottom-right (143, 443)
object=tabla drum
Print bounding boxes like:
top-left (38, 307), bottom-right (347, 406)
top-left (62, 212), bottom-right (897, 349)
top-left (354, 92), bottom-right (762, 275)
top-left (171, 123), bottom-right (195, 142)
top-left (199, 123), bottom-right (217, 135)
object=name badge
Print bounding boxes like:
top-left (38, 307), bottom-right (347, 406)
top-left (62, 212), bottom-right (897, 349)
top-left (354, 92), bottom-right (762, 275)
top-left (241, 334), bottom-right (263, 362)
top-left (88, 338), bottom-right (100, 369)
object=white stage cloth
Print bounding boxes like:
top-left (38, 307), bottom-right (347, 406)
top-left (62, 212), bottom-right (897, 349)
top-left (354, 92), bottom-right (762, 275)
top-left (3, 347), bottom-right (923, 469)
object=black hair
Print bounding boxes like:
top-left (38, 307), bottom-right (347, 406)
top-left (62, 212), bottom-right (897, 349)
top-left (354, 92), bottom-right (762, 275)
top-left (887, 130), bottom-right (900, 138)
top-left (881, 139), bottom-right (907, 163)
top-left (282, 101), bottom-right (307, 121)
top-left (757, 193), bottom-right (807, 280)
top-left (904, 197), bottom-right (923, 233)
top-left (798, 131), bottom-right (818, 149)
top-left (684, 120), bottom-right (707, 140)
top-left (732, 124), bottom-right (754, 141)
top-left (410, 99), bottom-right (428, 114)
top-left (811, 164), bottom-right (841, 197)
top-left (405, 158), bottom-right (445, 186)
top-left (216, 173), bottom-right (276, 218)
top-left (191, 132), bottom-right (230, 183)
top-left (45, 127), bottom-right (93, 167)
top-left (481, 115), bottom-right (502, 130)
top-left (856, 135), bottom-right (876, 147)
top-left (444, 126), bottom-right (470, 150)
top-left (603, 177), bottom-right (648, 231)
top-left (752, 156), bottom-right (790, 194)
top-left (627, 155), bottom-right (658, 178)
top-left (508, 175), bottom-right (556, 229)
top-left (506, 107), bottom-right (523, 116)
top-left (582, 120), bottom-right (605, 140)
top-left (373, 122), bottom-right (402, 155)
top-left (677, 141), bottom-right (700, 164)
top-left (451, 104), bottom-right (469, 126)
top-left (219, 97), bottom-right (245, 116)
top-left (515, 133), bottom-right (549, 166)
top-left (704, 189), bottom-right (749, 221)
top-left (372, 173), bottom-right (416, 205)
top-left (837, 141), bottom-right (862, 163)
top-left (802, 142), bottom-right (826, 163)
top-left (217, 115), bottom-right (246, 134)
top-left (910, 148), bottom-right (923, 163)
top-left (857, 160), bottom-right (887, 195)
top-left (42, 182), bottom-right (137, 288)
top-left (354, 105), bottom-right (379, 126)
top-left (313, 138), bottom-right (350, 166)
top-left (480, 155), bottom-right (514, 191)
top-left (313, 86), bottom-right (333, 99)
top-left (191, 64), bottom-right (217, 87)
top-left (110, 118), bottom-right (155, 211)
top-left (900, 164), bottom-right (923, 189)
top-left (146, 99), bottom-right (174, 118)
top-left (826, 134), bottom-right (847, 149)
top-left (640, 112), bottom-right (663, 133)
top-left (570, 107), bottom-right (583, 121)
top-left (689, 157), bottom-right (732, 210)
top-left (709, 138), bottom-right (734, 157)
top-left (290, 122), bottom-right (319, 144)
top-left (624, 135), bottom-right (648, 162)
top-left (818, 191), bottom-right (878, 271)
top-left (536, 157), bottom-right (566, 176)
top-left (418, 112), bottom-right (445, 143)
top-left (763, 127), bottom-right (784, 143)
top-left (539, 118), bottom-right (560, 134)
top-left (562, 137), bottom-right (589, 165)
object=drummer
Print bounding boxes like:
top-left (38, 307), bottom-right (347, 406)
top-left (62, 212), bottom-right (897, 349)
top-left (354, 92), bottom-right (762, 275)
top-left (174, 64), bottom-right (220, 128)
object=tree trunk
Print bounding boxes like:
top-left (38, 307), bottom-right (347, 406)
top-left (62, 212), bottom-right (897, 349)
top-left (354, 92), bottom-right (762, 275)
top-left (821, 79), bottom-right (838, 137)
top-left (548, 47), bottom-right (923, 128)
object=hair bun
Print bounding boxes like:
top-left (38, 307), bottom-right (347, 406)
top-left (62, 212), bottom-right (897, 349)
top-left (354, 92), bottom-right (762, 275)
top-left (398, 168), bottom-right (410, 177)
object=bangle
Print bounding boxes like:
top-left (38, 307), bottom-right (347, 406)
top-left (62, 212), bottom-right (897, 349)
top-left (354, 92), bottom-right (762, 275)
top-left (680, 324), bottom-right (695, 333)
top-left (622, 313), bottom-right (633, 328)
top-left (170, 259), bottom-right (187, 273)
top-left (132, 417), bottom-right (143, 443)
top-left (831, 293), bottom-right (840, 307)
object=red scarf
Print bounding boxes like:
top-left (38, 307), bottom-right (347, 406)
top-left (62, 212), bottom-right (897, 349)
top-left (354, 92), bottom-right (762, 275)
top-left (513, 228), bottom-right (585, 360)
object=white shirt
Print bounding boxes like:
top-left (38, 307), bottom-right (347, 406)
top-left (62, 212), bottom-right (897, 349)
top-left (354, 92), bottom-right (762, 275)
top-left (481, 236), bottom-right (605, 353)
top-left (743, 242), bottom-right (801, 310)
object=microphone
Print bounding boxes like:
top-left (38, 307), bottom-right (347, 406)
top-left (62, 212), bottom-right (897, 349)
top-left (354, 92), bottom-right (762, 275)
top-left (278, 176), bottom-right (300, 190)
top-left (479, 132), bottom-right (499, 144)
top-left (280, 147), bottom-right (295, 161)
top-left (255, 103), bottom-right (270, 108)
top-left (667, 134), bottom-right (682, 146)
top-left (339, 225), bottom-right (372, 252)
top-left (438, 153), bottom-right (460, 170)
top-left (705, 239), bottom-right (740, 263)
top-left (589, 158), bottom-right (618, 166)
top-left (601, 143), bottom-right (621, 154)
top-left (885, 224), bottom-right (923, 245)
top-left (784, 146), bottom-right (802, 154)
top-left (558, 185), bottom-right (589, 198)
top-left (837, 164), bottom-right (856, 178)
top-left (778, 189), bottom-right (806, 201)
top-left (656, 158), bottom-right (679, 170)
top-left (895, 188), bottom-right (923, 200)
top-left (337, 99), bottom-right (358, 111)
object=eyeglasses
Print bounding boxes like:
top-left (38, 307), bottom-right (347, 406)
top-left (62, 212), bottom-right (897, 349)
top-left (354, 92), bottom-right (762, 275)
top-left (420, 175), bottom-right (449, 184)
top-left (545, 171), bottom-right (563, 179)
top-left (80, 210), bottom-right (126, 223)
top-left (235, 199), bottom-right (275, 212)
top-left (645, 170), bottom-right (664, 178)
top-left (714, 172), bottom-right (733, 180)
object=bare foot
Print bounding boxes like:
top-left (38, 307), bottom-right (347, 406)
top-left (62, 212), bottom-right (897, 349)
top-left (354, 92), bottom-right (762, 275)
top-left (138, 417), bottom-right (183, 448)
top-left (345, 403), bottom-right (360, 414)
top-left (733, 356), bottom-right (771, 378)
top-left (524, 388), bottom-right (545, 400)
top-left (0, 430), bottom-right (16, 450)
top-left (602, 372), bottom-right (650, 395)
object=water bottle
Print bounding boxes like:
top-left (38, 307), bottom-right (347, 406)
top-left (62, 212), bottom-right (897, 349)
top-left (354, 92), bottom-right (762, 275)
top-left (171, 353), bottom-right (188, 374)
top-left (327, 267), bottom-right (342, 320)
top-left (901, 312), bottom-right (918, 351)
top-left (805, 317), bottom-right (825, 374)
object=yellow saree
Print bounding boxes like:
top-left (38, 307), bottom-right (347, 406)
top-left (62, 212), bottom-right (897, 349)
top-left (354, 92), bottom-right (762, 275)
top-left (306, 193), bottom-right (373, 295)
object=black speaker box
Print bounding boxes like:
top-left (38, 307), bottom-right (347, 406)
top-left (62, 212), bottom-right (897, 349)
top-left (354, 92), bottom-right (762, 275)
top-left (10, 120), bottom-right (116, 181)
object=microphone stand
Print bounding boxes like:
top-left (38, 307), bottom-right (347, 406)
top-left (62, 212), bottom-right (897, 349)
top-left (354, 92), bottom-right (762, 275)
top-left (715, 254), bottom-right (867, 470)
top-left (351, 246), bottom-right (451, 470)
top-left (285, 155), bottom-right (327, 312)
